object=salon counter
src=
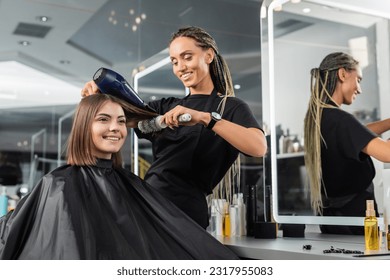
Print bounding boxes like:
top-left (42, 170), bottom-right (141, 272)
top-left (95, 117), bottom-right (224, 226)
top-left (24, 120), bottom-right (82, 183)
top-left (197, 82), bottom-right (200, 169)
top-left (217, 226), bottom-right (390, 260)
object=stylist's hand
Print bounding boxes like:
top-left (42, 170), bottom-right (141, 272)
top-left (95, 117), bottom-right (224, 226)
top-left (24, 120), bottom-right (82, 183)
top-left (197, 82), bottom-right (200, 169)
top-left (163, 105), bottom-right (210, 128)
top-left (81, 80), bottom-right (100, 97)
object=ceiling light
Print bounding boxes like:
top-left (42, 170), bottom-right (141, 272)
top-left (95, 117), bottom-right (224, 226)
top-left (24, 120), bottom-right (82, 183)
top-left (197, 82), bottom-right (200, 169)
top-left (234, 84), bottom-right (241, 90)
top-left (36, 16), bottom-right (50, 22)
top-left (18, 40), bottom-right (31, 46)
top-left (109, 8), bottom-right (146, 31)
top-left (303, 8), bottom-right (311, 13)
top-left (291, 0), bottom-right (301, 3)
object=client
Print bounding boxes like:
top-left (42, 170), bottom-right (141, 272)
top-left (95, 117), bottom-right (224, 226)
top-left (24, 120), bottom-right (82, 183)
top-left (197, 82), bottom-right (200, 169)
top-left (0, 94), bottom-right (237, 260)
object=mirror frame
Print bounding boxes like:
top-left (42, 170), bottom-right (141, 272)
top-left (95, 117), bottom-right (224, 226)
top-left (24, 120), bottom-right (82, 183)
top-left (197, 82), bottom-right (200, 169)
top-left (264, 0), bottom-right (386, 225)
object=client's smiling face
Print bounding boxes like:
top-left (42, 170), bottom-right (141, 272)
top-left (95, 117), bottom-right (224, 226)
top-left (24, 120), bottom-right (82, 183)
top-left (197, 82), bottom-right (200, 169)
top-left (91, 100), bottom-right (127, 159)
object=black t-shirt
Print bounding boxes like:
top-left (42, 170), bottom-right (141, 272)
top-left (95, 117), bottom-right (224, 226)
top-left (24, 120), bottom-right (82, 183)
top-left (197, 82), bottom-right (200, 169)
top-left (320, 107), bottom-right (377, 198)
top-left (135, 91), bottom-right (262, 227)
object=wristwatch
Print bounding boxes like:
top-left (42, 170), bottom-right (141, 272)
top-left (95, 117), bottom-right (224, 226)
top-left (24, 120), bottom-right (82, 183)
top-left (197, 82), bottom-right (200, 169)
top-left (206, 112), bottom-right (221, 130)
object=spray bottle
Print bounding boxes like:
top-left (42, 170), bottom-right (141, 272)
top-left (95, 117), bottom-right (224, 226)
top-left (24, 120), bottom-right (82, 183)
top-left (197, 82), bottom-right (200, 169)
top-left (364, 200), bottom-right (379, 251)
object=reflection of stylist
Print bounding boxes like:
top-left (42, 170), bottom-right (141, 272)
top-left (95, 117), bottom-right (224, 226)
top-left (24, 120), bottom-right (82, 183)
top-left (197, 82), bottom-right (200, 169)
top-left (304, 52), bottom-right (390, 235)
top-left (82, 26), bottom-right (267, 229)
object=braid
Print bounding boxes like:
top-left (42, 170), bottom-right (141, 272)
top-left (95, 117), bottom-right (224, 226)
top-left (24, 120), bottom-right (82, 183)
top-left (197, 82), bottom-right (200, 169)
top-left (304, 52), bottom-right (359, 215)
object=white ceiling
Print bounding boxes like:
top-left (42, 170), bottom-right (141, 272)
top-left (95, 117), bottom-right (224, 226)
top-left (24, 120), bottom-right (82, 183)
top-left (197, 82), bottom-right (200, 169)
top-left (0, 0), bottom-right (109, 108)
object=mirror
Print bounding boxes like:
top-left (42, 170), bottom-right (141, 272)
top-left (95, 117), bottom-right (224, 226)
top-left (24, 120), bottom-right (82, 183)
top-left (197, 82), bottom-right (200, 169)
top-left (262, 0), bottom-right (389, 225)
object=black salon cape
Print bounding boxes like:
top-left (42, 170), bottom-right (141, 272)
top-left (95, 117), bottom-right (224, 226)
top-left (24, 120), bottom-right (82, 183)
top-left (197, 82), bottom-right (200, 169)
top-left (0, 159), bottom-right (237, 260)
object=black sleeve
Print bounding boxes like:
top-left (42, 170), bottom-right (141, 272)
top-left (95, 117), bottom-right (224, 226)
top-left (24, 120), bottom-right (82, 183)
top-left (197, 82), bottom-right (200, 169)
top-left (337, 112), bottom-right (377, 161)
top-left (230, 100), bottom-right (263, 132)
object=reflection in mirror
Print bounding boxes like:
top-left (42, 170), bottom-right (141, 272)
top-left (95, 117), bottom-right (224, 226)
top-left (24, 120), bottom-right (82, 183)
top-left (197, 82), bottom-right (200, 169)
top-left (262, 0), bottom-right (389, 226)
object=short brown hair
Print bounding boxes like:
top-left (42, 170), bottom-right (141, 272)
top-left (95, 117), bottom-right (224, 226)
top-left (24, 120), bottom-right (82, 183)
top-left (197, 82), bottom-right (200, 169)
top-left (67, 94), bottom-right (157, 167)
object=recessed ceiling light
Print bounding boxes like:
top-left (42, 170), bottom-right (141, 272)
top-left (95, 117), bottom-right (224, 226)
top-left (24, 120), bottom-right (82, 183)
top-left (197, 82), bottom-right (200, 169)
top-left (18, 40), bottom-right (31, 46)
top-left (36, 16), bottom-right (50, 22)
top-left (234, 84), bottom-right (241, 90)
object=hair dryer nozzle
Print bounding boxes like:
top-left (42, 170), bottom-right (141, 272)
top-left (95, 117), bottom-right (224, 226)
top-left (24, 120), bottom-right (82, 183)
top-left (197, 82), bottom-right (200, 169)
top-left (93, 67), bottom-right (155, 112)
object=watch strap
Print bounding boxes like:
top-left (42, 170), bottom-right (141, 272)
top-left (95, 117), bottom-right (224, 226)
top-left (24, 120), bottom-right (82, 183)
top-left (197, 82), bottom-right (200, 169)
top-left (207, 117), bottom-right (217, 130)
top-left (206, 112), bottom-right (221, 130)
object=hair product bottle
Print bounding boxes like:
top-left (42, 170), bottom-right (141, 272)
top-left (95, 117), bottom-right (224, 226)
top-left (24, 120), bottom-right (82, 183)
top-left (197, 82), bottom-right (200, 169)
top-left (237, 192), bottom-right (247, 236)
top-left (364, 200), bottom-right (379, 251)
top-left (212, 199), bottom-right (225, 236)
top-left (229, 205), bottom-right (239, 236)
top-left (0, 186), bottom-right (8, 217)
top-left (223, 201), bottom-right (231, 237)
top-left (209, 204), bottom-right (217, 236)
top-left (387, 225), bottom-right (390, 251)
top-left (379, 223), bottom-right (387, 251)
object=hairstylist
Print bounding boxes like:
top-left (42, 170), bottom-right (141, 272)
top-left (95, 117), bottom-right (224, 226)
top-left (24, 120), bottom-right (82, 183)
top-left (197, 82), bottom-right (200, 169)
top-left (82, 26), bottom-right (267, 229)
top-left (304, 52), bottom-right (390, 235)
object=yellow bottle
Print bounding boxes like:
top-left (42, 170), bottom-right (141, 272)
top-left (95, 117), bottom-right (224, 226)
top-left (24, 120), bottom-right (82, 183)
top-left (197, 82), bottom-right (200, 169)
top-left (223, 202), bottom-right (231, 237)
top-left (364, 200), bottom-right (379, 251)
top-left (387, 225), bottom-right (390, 251)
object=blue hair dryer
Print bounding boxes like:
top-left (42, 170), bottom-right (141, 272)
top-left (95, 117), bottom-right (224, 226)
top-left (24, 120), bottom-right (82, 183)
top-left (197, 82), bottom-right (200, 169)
top-left (93, 67), bottom-right (155, 112)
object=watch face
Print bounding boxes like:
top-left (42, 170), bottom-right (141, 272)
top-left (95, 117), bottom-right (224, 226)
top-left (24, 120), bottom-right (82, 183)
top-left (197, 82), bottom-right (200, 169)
top-left (211, 112), bottom-right (221, 120)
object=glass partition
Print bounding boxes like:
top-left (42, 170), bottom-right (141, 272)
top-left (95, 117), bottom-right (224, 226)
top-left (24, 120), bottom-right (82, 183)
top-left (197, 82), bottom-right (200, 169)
top-left (262, 0), bottom-right (389, 225)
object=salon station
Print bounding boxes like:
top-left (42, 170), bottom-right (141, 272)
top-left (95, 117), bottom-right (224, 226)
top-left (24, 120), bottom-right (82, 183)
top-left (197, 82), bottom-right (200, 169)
top-left (217, 0), bottom-right (390, 260)
top-left (1, 0), bottom-right (390, 260)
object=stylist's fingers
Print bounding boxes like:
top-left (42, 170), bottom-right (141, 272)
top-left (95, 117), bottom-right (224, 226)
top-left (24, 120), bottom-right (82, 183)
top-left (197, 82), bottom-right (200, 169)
top-left (81, 81), bottom-right (99, 97)
top-left (163, 112), bottom-right (180, 129)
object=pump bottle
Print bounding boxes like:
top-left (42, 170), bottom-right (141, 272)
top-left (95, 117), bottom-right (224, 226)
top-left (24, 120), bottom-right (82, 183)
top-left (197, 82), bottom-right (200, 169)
top-left (364, 200), bottom-right (379, 251)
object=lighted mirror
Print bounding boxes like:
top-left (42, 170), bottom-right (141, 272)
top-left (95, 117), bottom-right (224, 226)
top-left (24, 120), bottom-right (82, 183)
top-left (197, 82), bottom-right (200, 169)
top-left (262, 0), bottom-right (389, 225)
